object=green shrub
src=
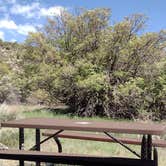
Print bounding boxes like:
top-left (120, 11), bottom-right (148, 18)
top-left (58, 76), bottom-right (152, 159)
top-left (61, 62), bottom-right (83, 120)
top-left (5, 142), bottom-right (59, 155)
top-left (11, 9), bottom-right (166, 119)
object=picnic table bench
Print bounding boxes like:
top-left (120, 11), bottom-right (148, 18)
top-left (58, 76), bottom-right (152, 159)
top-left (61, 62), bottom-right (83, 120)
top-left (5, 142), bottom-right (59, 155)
top-left (42, 130), bottom-right (166, 153)
top-left (0, 118), bottom-right (166, 166)
top-left (0, 149), bottom-right (157, 166)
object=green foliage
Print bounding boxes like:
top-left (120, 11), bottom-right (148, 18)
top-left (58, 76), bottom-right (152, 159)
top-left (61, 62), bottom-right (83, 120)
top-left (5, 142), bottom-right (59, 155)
top-left (1, 9), bottom-right (166, 120)
top-left (0, 40), bottom-right (21, 103)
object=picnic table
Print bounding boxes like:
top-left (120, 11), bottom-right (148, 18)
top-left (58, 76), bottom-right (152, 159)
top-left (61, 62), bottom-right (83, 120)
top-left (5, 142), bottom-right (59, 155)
top-left (0, 118), bottom-right (166, 166)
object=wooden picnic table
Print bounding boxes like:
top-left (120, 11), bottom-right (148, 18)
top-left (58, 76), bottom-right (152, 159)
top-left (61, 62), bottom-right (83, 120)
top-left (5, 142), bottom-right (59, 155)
top-left (1, 118), bottom-right (166, 135)
top-left (1, 118), bottom-right (166, 166)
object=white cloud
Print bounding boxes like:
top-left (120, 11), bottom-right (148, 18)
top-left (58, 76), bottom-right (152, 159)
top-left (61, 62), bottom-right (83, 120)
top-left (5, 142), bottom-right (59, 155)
top-left (0, 19), bottom-right (36, 36)
top-left (0, 31), bottom-right (4, 40)
top-left (0, 19), bottom-right (17, 29)
top-left (5, 0), bottom-right (16, 4)
top-left (10, 2), bottom-right (40, 18)
top-left (40, 6), bottom-right (64, 17)
top-left (0, 6), bottom-right (7, 13)
top-left (10, 2), bottom-right (65, 18)
top-left (10, 38), bottom-right (17, 42)
top-left (17, 24), bottom-right (36, 35)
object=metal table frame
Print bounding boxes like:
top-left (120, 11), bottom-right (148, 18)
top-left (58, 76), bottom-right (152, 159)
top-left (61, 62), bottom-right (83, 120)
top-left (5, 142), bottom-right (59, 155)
top-left (2, 118), bottom-right (165, 166)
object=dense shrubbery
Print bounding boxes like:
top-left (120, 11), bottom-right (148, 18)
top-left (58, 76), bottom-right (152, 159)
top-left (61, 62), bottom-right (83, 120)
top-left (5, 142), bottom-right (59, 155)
top-left (0, 40), bottom-right (21, 103)
top-left (0, 9), bottom-right (166, 120)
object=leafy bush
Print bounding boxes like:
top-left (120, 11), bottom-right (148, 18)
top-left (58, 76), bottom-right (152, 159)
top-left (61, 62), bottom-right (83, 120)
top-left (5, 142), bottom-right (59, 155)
top-left (4, 9), bottom-right (166, 120)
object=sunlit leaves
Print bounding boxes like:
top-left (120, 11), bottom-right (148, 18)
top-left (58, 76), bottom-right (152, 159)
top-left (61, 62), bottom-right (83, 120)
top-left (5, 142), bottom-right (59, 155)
top-left (13, 8), bottom-right (166, 119)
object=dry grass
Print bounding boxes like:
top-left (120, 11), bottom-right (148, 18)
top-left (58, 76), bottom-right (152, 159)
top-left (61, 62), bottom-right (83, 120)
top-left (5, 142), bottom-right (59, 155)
top-left (4, 104), bottom-right (45, 113)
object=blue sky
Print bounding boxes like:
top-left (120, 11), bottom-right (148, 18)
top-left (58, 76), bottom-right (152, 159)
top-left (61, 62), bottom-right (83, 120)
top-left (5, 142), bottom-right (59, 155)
top-left (0, 0), bottom-right (165, 43)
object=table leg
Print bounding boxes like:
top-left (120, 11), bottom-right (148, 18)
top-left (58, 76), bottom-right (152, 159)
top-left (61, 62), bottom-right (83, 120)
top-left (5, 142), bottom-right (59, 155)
top-left (53, 137), bottom-right (62, 153)
top-left (36, 128), bottom-right (40, 166)
top-left (29, 129), bottom-right (63, 166)
top-left (19, 128), bottom-right (24, 166)
top-left (104, 132), bottom-right (141, 158)
top-left (153, 147), bottom-right (158, 166)
top-left (147, 134), bottom-right (152, 160)
top-left (141, 135), bottom-right (147, 159)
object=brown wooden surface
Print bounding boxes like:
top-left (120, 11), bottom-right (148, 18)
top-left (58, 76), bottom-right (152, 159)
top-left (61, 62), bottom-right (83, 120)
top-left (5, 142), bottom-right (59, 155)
top-left (0, 149), bottom-right (156, 166)
top-left (43, 130), bottom-right (166, 147)
top-left (1, 118), bottom-right (166, 135)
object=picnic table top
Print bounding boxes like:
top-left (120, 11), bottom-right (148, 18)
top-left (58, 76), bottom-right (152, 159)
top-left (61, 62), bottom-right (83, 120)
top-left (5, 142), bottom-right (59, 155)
top-left (1, 118), bottom-right (166, 135)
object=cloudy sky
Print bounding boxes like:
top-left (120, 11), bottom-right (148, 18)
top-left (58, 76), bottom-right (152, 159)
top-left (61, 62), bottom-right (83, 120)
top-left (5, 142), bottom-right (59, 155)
top-left (0, 0), bottom-right (165, 43)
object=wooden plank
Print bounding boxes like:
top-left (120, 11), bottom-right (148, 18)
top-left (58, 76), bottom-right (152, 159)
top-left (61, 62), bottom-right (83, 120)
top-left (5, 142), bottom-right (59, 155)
top-left (0, 149), bottom-right (155, 166)
top-left (43, 130), bottom-right (166, 147)
top-left (1, 118), bottom-right (166, 135)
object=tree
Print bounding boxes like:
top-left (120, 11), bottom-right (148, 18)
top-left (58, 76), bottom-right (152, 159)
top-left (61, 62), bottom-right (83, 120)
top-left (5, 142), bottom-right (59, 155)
top-left (0, 40), bottom-right (21, 103)
top-left (18, 9), bottom-right (166, 119)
